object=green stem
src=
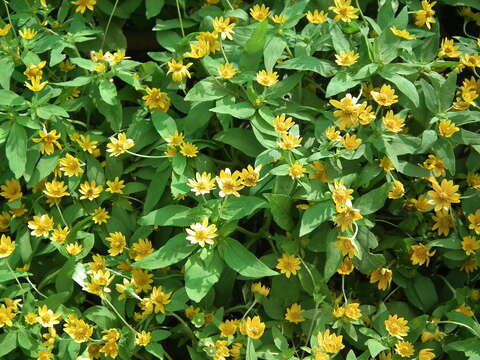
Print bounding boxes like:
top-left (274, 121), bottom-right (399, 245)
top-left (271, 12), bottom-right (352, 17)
top-left (126, 150), bottom-right (168, 159)
top-left (6, 262), bottom-right (25, 300)
top-left (175, 0), bottom-right (185, 37)
top-left (104, 297), bottom-right (138, 334)
top-left (2, 0), bottom-right (17, 40)
top-left (224, 0), bottom-right (234, 10)
top-left (25, 276), bottom-right (48, 298)
top-left (241, 299), bottom-right (257, 320)
top-left (168, 312), bottom-right (197, 343)
top-left (101, 0), bottom-right (120, 50)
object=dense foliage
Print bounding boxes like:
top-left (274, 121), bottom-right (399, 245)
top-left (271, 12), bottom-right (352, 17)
top-left (0, 0), bottom-right (480, 359)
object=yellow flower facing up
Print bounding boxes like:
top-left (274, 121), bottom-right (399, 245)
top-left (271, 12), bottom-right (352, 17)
top-left (326, 126), bottom-right (341, 141)
top-left (92, 207), bottom-right (110, 225)
top-left (461, 236), bottom-right (480, 255)
top-left (33, 129), bottom-right (62, 155)
top-left (135, 331), bottom-right (151, 347)
top-left (332, 179), bottom-right (354, 208)
top-left (276, 253), bottom-right (301, 278)
top-left (106, 232), bottom-right (126, 256)
top-left (256, 70), bottom-right (279, 87)
top-left (344, 303), bottom-right (362, 320)
top-left (0, 179), bottom-right (22, 202)
top-left (130, 239), bottom-right (153, 261)
top-left (0, 24), bottom-right (11, 36)
top-left (186, 218), bottom-right (218, 247)
top-left (64, 315), bottom-right (94, 343)
top-left (180, 142), bottom-right (199, 157)
top-left (427, 179), bottom-right (460, 211)
top-left (77, 134), bottom-right (98, 154)
top-left (212, 17), bottom-right (236, 40)
top-left (50, 226), bottom-right (69, 244)
top-left (460, 53), bottom-right (480, 68)
top-left (24, 61), bottom-right (47, 80)
top-left (335, 236), bottom-right (358, 258)
top-left (36, 305), bottom-right (61, 328)
top-left (370, 267), bottom-right (393, 290)
top-left (59, 154), bottom-right (84, 177)
top-left (28, 214), bottom-right (54, 237)
top-left (335, 51), bottom-right (359, 66)
top-left (329, 0), bottom-right (359, 22)
top-left (438, 119), bottom-right (459, 138)
top-left (25, 75), bottom-right (48, 92)
top-left (337, 257), bottom-right (354, 275)
top-left (330, 93), bottom-right (361, 129)
top-left (71, 0), bottom-right (96, 14)
top-left (431, 209), bottom-right (453, 236)
top-left (79, 180), bottom-right (103, 201)
top-left (216, 168), bottom-right (244, 197)
top-left (288, 162), bottom-right (306, 179)
top-left (273, 113), bottom-right (295, 134)
top-left (106, 133), bottom-right (135, 157)
top-left (37, 349), bottom-right (53, 360)
top-left (285, 303), bottom-right (305, 323)
top-left (468, 210), bottom-right (480, 234)
top-left (422, 154), bottom-right (446, 177)
top-left (142, 87), bottom-right (171, 112)
top-left (278, 132), bottom-right (302, 150)
top-left (218, 319), bottom-right (239, 337)
top-left (250, 4), bottom-right (271, 22)
top-left (141, 286), bottom-right (172, 314)
top-left (43, 180), bottom-right (69, 199)
top-left (419, 348), bottom-right (436, 360)
top-left (19, 28), bottom-right (37, 40)
top-left (410, 244), bottom-right (436, 266)
top-left (385, 314), bottom-right (409, 339)
top-left (415, 0), bottom-right (436, 29)
top-left (383, 111), bottom-right (405, 133)
top-left (390, 26), bottom-right (416, 40)
top-left (239, 165), bottom-right (262, 187)
top-left (240, 316), bottom-right (265, 339)
top-left (218, 63), bottom-right (238, 79)
top-left (106, 177), bottom-right (125, 194)
top-left (0, 234), bottom-right (15, 258)
top-left (251, 282), bottom-right (270, 297)
top-left (371, 84), bottom-right (398, 107)
top-left (317, 329), bottom-right (345, 354)
top-left (388, 180), bottom-right (405, 199)
top-left (271, 15), bottom-right (287, 24)
top-left (66, 242), bottom-right (83, 256)
top-left (188, 172), bottom-right (216, 195)
top-left (395, 341), bottom-right (414, 358)
top-left (306, 10), bottom-right (328, 24)
top-left (334, 205), bottom-right (363, 232)
top-left (167, 59), bottom-right (193, 82)
top-left (380, 156), bottom-right (395, 172)
top-left (341, 134), bottom-right (362, 151)
top-left (439, 38), bottom-right (460, 58)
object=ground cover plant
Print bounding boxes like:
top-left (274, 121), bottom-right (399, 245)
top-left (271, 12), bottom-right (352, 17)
top-left (0, 0), bottom-right (480, 359)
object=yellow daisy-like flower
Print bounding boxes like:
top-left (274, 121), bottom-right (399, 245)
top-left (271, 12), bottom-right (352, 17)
top-left (212, 17), bottom-right (236, 40)
top-left (50, 226), bottom-right (69, 244)
top-left (24, 61), bottom-right (46, 80)
top-left (388, 180), bottom-right (405, 199)
top-left (141, 286), bottom-right (172, 314)
top-left (317, 329), bottom-right (345, 354)
top-left (66, 242), bottom-right (83, 255)
top-left (461, 236), bottom-right (480, 255)
top-left (106, 177), bottom-right (125, 194)
top-left (385, 314), bottom-right (409, 339)
top-left (43, 180), bottom-right (69, 199)
top-left (239, 165), bottom-right (262, 187)
top-left (19, 28), bottom-right (37, 40)
top-left (394, 341), bottom-right (414, 358)
top-left (334, 205), bottom-right (363, 232)
top-left (37, 349), bottom-right (53, 360)
top-left (218, 319), bottom-right (239, 337)
top-left (28, 214), bottom-right (54, 237)
top-left (167, 131), bottom-right (185, 147)
top-left (285, 303), bottom-right (305, 323)
top-left (142, 87), bottom-right (171, 112)
top-left (92, 207), bottom-right (110, 225)
top-left (306, 10), bottom-right (328, 24)
top-left (216, 168), bottom-right (244, 197)
top-left (71, 0), bottom-right (96, 14)
top-left (341, 134), bottom-right (362, 151)
top-left (240, 316), bottom-right (265, 339)
top-left (59, 154), bottom-right (84, 177)
top-left (438, 38), bottom-right (460, 58)
top-left (25, 75), bottom-right (48, 92)
top-left (250, 4), bottom-right (271, 22)
top-left (460, 53), bottom-right (480, 68)
top-left (410, 244), bottom-right (436, 266)
top-left (383, 111), bottom-right (405, 133)
top-left (276, 253), bottom-right (301, 278)
top-left (427, 179), bottom-right (460, 211)
top-left (455, 304), bottom-right (474, 317)
top-left (251, 282), bottom-right (270, 297)
top-left (288, 162), bottom-right (305, 179)
top-left (64, 315), bottom-right (94, 343)
top-left (273, 113), bottom-right (295, 134)
top-left (335, 236), bottom-right (357, 258)
top-left (431, 210), bottom-right (453, 236)
top-left (419, 348), bottom-right (436, 360)
top-left (326, 126), bottom-right (341, 141)
top-left (438, 119), bottom-right (459, 138)
top-left (335, 51), bottom-right (359, 66)
top-left (0, 234), bottom-right (15, 258)
top-left (33, 129), bottom-right (62, 155)
top-left (180, 142), bottom-right (199, 158)
top-left (415, 0), bottom-right (436, 29)
top-left (332, 179), bottom-right (354, 208)
top-left (337, 257), bottom-right (354, 275)
top-left (106, 133), bottom-right (135, 157)
top-left (468, 210), bottom-right (480, 234)
top-left (36, 305), bottom-right (61, 328)
top-left (330, 93), bottom-right (361, 129)
top-left (271, 15), bottom-right (287, 24)
top-left (186, 218), bottom-right (218, 247)
top-left (218, 63), bottom-right (238, 79)
top-left (106, 232), bottom-right (126, 256)
top-left (371, 84), bottom-right (398, 107)
top-left (79, 180), bottom-right (103, 201)
top-left (390, 26), bottom-right (416, 40)
top-left (328, 0), bottom-right (359, 23)
top-left (130, 238), bottom-right (153, 261)
top-left (135, 331), bottom-right (151, 347)
top-left (0, 179), bottom-right (22, 202)
top-left (422, 154), bottom-right (446, 177)
top-left (188, 172), bottom-right (216, 195)
top-left (278, 132), bottom-right (302, 150)
top-left (256, 70), bottom-right (279, 87)
top-left (344, 303), bottom-right (362, 320)
top-left (379, 156), bottom-right (395, 172)
top-left (370, 267), bottom-right (393, 290)
top-left (167, 59), bottom-right (193, 82)
top-left (0, 24), bottom-right (11, 36)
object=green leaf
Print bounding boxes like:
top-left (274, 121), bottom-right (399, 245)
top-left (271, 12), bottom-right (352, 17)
top-left (326, 72), bottom-right (360, 97)
top-left (84, 306), bottom-right (117, 329)
top-left (264, 36), bottom-right (286, 71)
top-left (366, 339), bottom-right (389, 358)
top-left (220, 196), bottom-right (267, 221)
top-left (276, 56), bottom-right (336, 77)
top-left (0, 57), bottom-right (14, 90)
top-left (246, 338), bottom-right (257, 360)
top-left (6, 123), bottom-right (27, 178)
top-left (94, 97), bottom-right (122, 132)
top-left (439, 70), bottom-right (457, 112)
top-left (0, 89), bottom-right (26, 106)
top-left (433, 137), bottom-right (455, 174)
top-left (214, 128), bottom-right (263, 157)
top-left (300, 201), bottom-right (335, 236)
top-left (218, 237), bottom-right (278, 278)
top-left (152, 111), bottom-right (177, 141)
top-left (446, 338), bottom-right (480, 359)
top-left (264, 193), bottom-right (294, 231)
top-left (185, 78), bottom-right (229, 102)
top-left (37, 104), bottom-right (69, 119)
top-left (133, 234), bottom-right (196, 269)
top-left (185, 250), bottom-right (223, 302)
top-left (53, 76), bottom-right (91, 87)
top-left (146, 0), bottom-right (164, 18)
top-left (413, 275), bottom-right (438, 312)
top-left (324, 230), bottom-right (342, 281)
top-left (140, 205), bottom-right (210, 227)
top-left (99, 79), bottom-right (118, 105)
top-left (379, 72), bottom-right (419, 107)
top-left (210, 102), bottom-right (256, 119)
top-left (0, 331), bottom-right (17, 357)
top-left (240, 20), bottom-right (268, 71)
top-left (353, 183), bottom-right (390, 215)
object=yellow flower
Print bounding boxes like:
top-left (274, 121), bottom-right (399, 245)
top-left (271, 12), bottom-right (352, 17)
top-left (251, 282), bottom-right (270, 297)
top-left (19, 28), bottom-right (37, 40)
top-left (288, 162), bottom-right (305, 179)
top-left (273, 113), bottom-right (295, 133)
top-left (141, 286), bottom-right (172, 314)
top-left (278, 132), bottom-right (302, 150)
top-left (180, 142), bottom-right (199, 157)
top-left (341, 134), bottom-right (362, 150)
top-left (388, 180), bottom-right (405, 199)
top-left (92, 207), bottom-right (110, 225)
top-left (337, 257), bottom-right (354, 275)
top-left (383, 111), bottom-right (405, 133)
top-left (142, 87), bottom-right (171, 112)
top-left (330, 93), bottom-right (361, 129)
top-left (328, 0), bottom-right (359, 22)
top-left (106, 133), bottom-right (135, 157)
top-left (28, 214), bottom-right (54, 237)
top-left (344, 303), bottom-right (362, 320)
top-left (460, 53), bottom-right (480, 68)
top-left (256, 69), bottom-right (279, 87)
top-left (188, 172), bottom-right (216, 195)
top-left (395, 341), bottom-right (414, 358)
top-left (461, 236), bottom-right (480, 255)
top-left (66, 242), bottom-right (83, 255)
top-left (455, 304), bottom-right (474, 317)
top-left (0, 179), bottom-right (22, 202)
top-left (213, 17), bottom-right (235, 40)
top-left (370, 267), bottom-right (393, 290)
top-left (0, 234), bottom-right (15, 258)
top-left (332, 179), bottom-right (353, 208)
top-left (317, 329), bottom-right (345, 354)
top-left (410, 244), bottom-right (436, 266)
top-left (335, 236), bottom-right (357, 258)
top-left (37, 349), bottom-right (53, 360)
top-left (468, 210), bottom-right (480, 234)
top-left (240, 316), bottom-right (265, 339)
top-left (410, 195), bottom-right (431, 212)
top-left (271, 15), bottom-right (287, 24)
top-left (0, 211), bottom-right (11, 232)
top-left (71, 0), bottom-right (96, 14)
top-left (276, 253), bottom-right (301, 278)
top-left (285, 303), bottom-right (305, 323)
top-left (230, 342), bottom-right (243, 360)
top-left (43, 180), bottom-right (69, 199)
top-left (135, 331), bottom-right (151, 346)
top-left (186, 218), bottom-right (218, 247)
top-left (310, 161), bottom-right (329, 183)
top-left (390, 26), bottom-right (416, 40)
top-left (326, 126), bottom-right (341, 141)
top-left (219, 319), bottom-right (238, 337)
top-left (385, 314), bottom-right (409, 339)
top-left (415, 0), bottom-right (436, 29)
top-left (438, 119), bottom-right (459, 138)
top-left (371, 84), bottom-right (398, 107)
top-left (306, 10), bottom-right (328, 24)
top-left (77, 135), bottom-right (98, 154)
top-left (24, 61), bottom-right (47, 80)
top-left (250, 4), bottom-right (271, 22)
top-left (33, 129), bottom-right (62, 155)
top-left (36, 305), bottom-right (61, 328)
top-left (59, 154), bottom-right (84, 176)
top-left (380, 157), bottom-right (395, 172)
top-left (25, 75), bottom-right (48, 92)
top-left (195, 32), bottom-right (221, 55)
top-left (239, 165), bottom-right (262, 187)
top-left (431, 210), bottom-right (453, 236)
top-left (79, 180), bottom-right (103, 201)
top-left (335, 51), bottom-right (359, 66)
top-left (422, 154), bottom-right (446, 177)
top-left (419, 348), bottom-right (436, 360)
top-left (461, 258), bottom-right (478, 273)
top-left (64, 315), bottom-right (93, 343)
top-left (106, 177), bottom-right (125, 194)
top-left (216, 168), bottom-right (244, 197)
top-left (427, 179), bottom-right (460, 211)
top-left (218, 63), bottom-right (237, 79)
top-left (167, 59), bottom-right (193, 82)
top-left (59, 60), bottom-right (76, 72)
top-left (0, 24), bottom-right (11, 36)
top-left (130, 239), bottom-right (153, 261)
top-left (50, 226), bottom-right (69, 244)
top-left (334, 205), bottom-right (363, 232)
top-left (438, 38), bottom-right (460, 58)
top-left (184, 305), bottom-right (200, 319)
top-left (106, 232), bottom-right (126, 256)
top-left (358, 101), bottom-right (375, 124)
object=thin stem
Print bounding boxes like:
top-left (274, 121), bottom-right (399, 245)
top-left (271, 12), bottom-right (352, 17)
top-left (241, 299), bottom-right (257, 321)
top-left (236, 226), bottom-right (262, 238)
top-left (167, 312), bottom-right (196, 343)
top-left (6, 262), bottom-right (25, 300)
top-left (104, 297), bottom-right (138, 334)
top-left (305, 301), bottom-right (320, 349)
top-left (436, 321), bottom-right (479, 338)
top-left (175, 0), bottom-right (185, 37)
top-left (219, 196), bottom-right (228, 220)
top-left (2, 0), bottom-right (18, 40)
top-left (224, 0), bottom-right (234, 10)
top-left (101, 0), bottom-right (119, 50)
top-left (55, 202), bottom-right (69, 227)
top-left (341, 275), bottom-right (348, 304)
top-left (126, 150), bottom-right (168, 159)
top-left (25, 276), bottom-right (48, 298)
top-left (220, 40), bottom-right (229, 63)
top-left (383, 286), bottom-right (400, 303)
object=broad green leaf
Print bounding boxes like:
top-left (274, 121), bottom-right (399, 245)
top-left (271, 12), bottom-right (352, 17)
top-left (37, 104), bottom-right (69, 119)
top-left (146, 0), bottom-right (165, 18)
top-left (439, 68), bottom-right (457, 112)
top-left (185, 251), bottom-right (223, 302)
top-left (53, 76), bottom-right (91, 87)
top-left (84, 306), bottom-right (118, 329)
top-left (324, 230), bottom-right (342, 281)
top-left (326, 72), bottom-right (360, 97)
top-left (433, 138), bottom-right (455, 174)
top-left (264, 36), bottom-right (286, 71)
top-left (0, 56), bottom-right (14, 89)
top-left (0, 331), bottom-right (17, 357)
top-left (264, 193), bottom-right (294, 231)
top-left (379, 71), bottom-right (419, 107)
top-left (277, 56), bottom-right (336, 77)
top-left (99, 79), bottom-right (118, 105)
top-left (413, 276), bottom-right (438, 312)
top-left (446, 338), bottom-right (480, 359)
top-left (353, 183), bottom-right (390, 215)
top-left (6, 123), bottom-right (27, 178)
top-left (240, 20), bottom-right (268, 71)
top-left (366, 339), bottom-right (389, 358)
top-left (185, 78), bottom-right (229, 102)
top-left (210, 102), bottom-right (256, 119)
top-left (214, 128), bottom-right (263, 157)
top-left (300, 201), bottom-right (335, 236)
top-left (152, 111), bottom-right (177, 141)
top-left (140, 205), bottom-right (211, 227)
top-left (0, 89), bottom-right (26, 106)
top-left (220, 196), bottom-right (267, 220)
top-left (133, 234), bottom-right (196, 269)
top-left (218, 237), bottom-right (278, 278)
